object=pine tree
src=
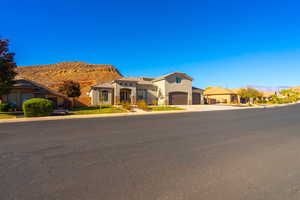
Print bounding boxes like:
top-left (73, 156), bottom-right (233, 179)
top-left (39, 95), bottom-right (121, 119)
top-left (0, 38), bottom-right (17, 102)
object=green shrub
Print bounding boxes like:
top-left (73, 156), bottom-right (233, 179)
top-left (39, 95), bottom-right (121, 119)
top-left (137, 100), bottom-right (148, 111)
top-left (22, 98), bottom-right (54, 117)
top-left (0, 103), bottom-right (14, 112)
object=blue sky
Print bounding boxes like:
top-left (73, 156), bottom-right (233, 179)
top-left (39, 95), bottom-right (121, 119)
top-left (2, 0), bottom-right (300, 88)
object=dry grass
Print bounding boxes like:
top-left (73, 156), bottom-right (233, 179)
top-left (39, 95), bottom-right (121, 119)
top-left (149, 106), bottom-right (184, 111)
top-left (0, 113), bottom-right (17, 119)
top-left (69, 106), bottom-right (126, 115)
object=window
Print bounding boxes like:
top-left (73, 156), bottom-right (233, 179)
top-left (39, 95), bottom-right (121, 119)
top-left (101, 90), bottom-right (109, 102)
top-left (176, 77), bottom-right (182, 84)
top-left (137, 89), bottom-right (147, 101)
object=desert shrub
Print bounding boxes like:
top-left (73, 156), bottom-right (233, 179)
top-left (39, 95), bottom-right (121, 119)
top-left (151, 99), bottom-right (158, 105)
top-left (271, 98), bottom-right (293, 104)
top-left (0, 103), bottom-right (14, 112)
top-left (137, 100), bottom-right (148, 111)
top-left (22, 98), bottom-right (54, 117)
top-left (255, 99), bottom-right (267, 104)
top-left (122, 102), bottom-right (132, 111)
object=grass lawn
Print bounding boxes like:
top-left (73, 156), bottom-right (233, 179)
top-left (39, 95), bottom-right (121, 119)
top-left (69, 106), bottom-right (126, 115)
top-left (0, 112), bottom-right (18, 119)
top-left (149, 106), bottom-right (185, 111)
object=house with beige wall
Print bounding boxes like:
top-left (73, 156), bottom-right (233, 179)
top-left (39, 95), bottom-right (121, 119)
top-left (89, 72), bottom-right (203, 106)
top-left (204, 87), bottom-right (239, 104)
top-left (2, 79), bottom-right (71, 110)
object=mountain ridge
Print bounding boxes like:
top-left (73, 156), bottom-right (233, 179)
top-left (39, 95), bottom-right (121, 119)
top-left (16, 61), bottom-right (123, 105)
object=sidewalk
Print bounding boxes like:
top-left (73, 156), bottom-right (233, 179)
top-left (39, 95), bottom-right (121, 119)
top-left (0, 103), bottom-right (297, 124)
top-left (0, 105), bottom-right (250, 124)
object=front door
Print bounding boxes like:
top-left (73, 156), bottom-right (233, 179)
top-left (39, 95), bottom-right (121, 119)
top-left (120, 89), bottom-right (131, 103)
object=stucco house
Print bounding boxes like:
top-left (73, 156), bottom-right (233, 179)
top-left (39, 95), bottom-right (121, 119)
top-left (204, 87), bottom-right (239, 104)
top-left (2, 79), bottom-right (71, 110)
top-left (89, 72), bottom-right (203, 105)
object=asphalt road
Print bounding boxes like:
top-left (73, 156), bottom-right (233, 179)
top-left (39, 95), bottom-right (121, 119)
top-left (1, 105), bottom-right (300, 200)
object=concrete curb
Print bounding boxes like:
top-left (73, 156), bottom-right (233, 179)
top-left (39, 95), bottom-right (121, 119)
top-left (0, 107), bottom-right (252, 124)
top-left (0, 103), bottom-right (297, 124)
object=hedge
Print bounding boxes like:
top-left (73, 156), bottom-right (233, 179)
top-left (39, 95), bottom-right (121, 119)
top-left (0, 103), bottom-right (13, 112)
top-left (22, 98), bottom-right (54, 117)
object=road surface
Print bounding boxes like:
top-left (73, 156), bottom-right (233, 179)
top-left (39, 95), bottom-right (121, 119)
top-left (1, 104), bottom-right (300, 200)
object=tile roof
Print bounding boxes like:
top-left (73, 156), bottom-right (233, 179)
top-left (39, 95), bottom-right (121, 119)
top-left (192, 87), bottom-right (204, 92)
top-left (92, 82), bottom-right (114, 88)
top-left (153, 72), bottom-right (193, 82)
top-left (115, 77), bottom-right (155, 85)
top-left (13, 79), bottom-right (68, 98)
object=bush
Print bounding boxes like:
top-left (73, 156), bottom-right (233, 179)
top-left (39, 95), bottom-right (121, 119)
top-left (255, 99), bottom-right (267, 104)
top-left (22, 98), bottom-right (54, 117)
top-left (137, 100), bottom-right (148, 111)
top-left (0, 103), bottom-right (14, 112)
top-left (151, 99), bottom-right (158, 105)
top-left (122, 102), bottom-right (132, 111)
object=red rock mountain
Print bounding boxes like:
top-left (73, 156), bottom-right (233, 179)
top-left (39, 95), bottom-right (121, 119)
top-left (16, 61), bottom-right (123, 105)
top-left (291, 86), bottom-right (300, 93)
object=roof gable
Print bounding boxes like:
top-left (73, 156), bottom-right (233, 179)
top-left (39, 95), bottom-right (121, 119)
top-left (153, 72), bottom-right (193, 82)
top-left (13, 79), bottom-right (68, 98)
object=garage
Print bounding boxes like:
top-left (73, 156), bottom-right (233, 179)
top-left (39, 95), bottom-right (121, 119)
top-left (192, 92), bottom-right (201, 105)
top-left (169, 92), bottom-right (188, 105)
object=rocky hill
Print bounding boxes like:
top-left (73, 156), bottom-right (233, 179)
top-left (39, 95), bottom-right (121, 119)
top-left (291, 86), bottom-right (300, 93)
top-left (245, 85), bottom-right (290, 92)
top-left (16, 61), bottom-right (123, 105)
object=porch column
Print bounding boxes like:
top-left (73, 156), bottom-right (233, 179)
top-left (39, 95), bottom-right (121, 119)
top-left (131, 87), bottom-right (137, 105)
top-left (114, 85), bottom-right (120, 105)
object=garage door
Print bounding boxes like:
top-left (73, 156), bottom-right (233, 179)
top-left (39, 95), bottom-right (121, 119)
top-left (192, 93), bottom-right (201, 105)
top-left (169, 92), bottom-right (188, 105)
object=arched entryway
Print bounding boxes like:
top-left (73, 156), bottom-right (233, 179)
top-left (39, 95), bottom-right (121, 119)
top-left (120, 89), bottom-right (131, 103)
top-left (169, 92), bottom-right (188, 105)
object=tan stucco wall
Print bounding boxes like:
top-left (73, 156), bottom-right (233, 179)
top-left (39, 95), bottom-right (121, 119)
top-left (136, 84), bottom-right (157, 104)
top-left (3, 89), bottom-right (69, 109)
top-left (113, 82), bottom-right (137, 104)
top-left (154, 75), bottom-right (192, 105)
top-left (153, 80), bottom-right (166, 105)
top-left (3, 89), bottom-right (38, 109)
top-left (90, 88), bottom-right (113, 105)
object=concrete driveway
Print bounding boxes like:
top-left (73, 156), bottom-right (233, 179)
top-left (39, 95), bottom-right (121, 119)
top-left (175, 104), bottom-right (249, 111)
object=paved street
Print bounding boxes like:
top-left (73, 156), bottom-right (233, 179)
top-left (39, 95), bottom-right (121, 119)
top-left (1, 104), bottom-right (300, 200)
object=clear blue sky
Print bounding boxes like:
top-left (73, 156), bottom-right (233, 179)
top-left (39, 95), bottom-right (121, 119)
top-left (2, 0), bottom-right (300, 88)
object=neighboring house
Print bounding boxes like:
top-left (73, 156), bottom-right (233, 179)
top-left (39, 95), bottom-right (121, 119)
top-left (90, 72), bottom-right (203, 105)
top-left (2, 79), bottom-right (71, 110)
top-left (204, 87), bottom-right (239, 104)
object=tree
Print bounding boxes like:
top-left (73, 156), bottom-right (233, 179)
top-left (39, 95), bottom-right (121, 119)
top-left (58, 80), bottom-right (81, 106)
top-left (0, 38), bottom-right (17, 102)
top-left (280, 89), bottom-right (300, 103)
top-left (238, 88), bottom-right (263, 105)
